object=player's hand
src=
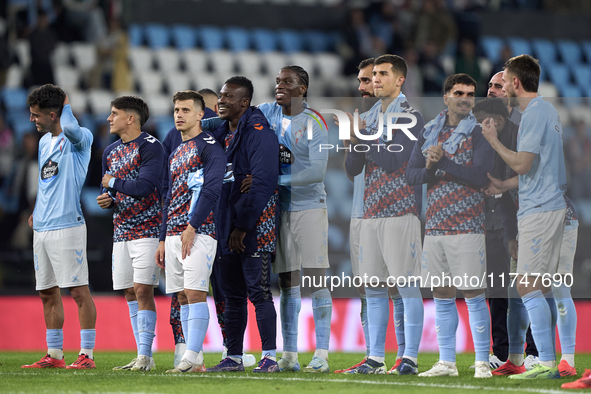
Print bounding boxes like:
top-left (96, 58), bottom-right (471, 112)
top-left (508, 239), bottom-right (518, 261)
top-left (96, 193), bottom-right (114, 209)
top-left (425, 142), bottom-right (443, 169)
top-left (229, 228), bottom-right (246, 253)
top-left (155, 241), bottom-right (166, 269)
top-left (481, 117), bottom-right (498, 144)
top-left (63, 94), bottom-right (70, 107)
top-left (28, 214), bottom-right (33, 229)
top-left (345, 110), bottom-right (365, 145)
top-left (102, 173), bottom-right (114, 189)
top-left (484, 173), bottom-right (506, 195)
top-left (240, 175), bottom-right (252, 193)
top-left (181, 225), bottom-right (196, 259)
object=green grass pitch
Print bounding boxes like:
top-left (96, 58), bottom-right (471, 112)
top-left (1, 352), bottom-right (589, 393)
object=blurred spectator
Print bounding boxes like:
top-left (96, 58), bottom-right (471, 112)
top-left (419, 40), bottom-right (447, 95)
top-left (490, 44), bottom-right (512, 79)
top-left (402, 47), bottom-right (422, 100)
top-left (566, 120), bottom-right (591, 200)
top-left (0, 17), bottom-right (9, 86)
top-left (455, 38), bottom-right (484, 95)
top-left (0, 114), bottom-right (14, 185)
top-left (87, 122), bottom-right (114, 186)
top-left (413, 0), bottom-right (457, 53)
top-left (61, 0), bottom-right (107, 43)
top-left (27, 10), bottom-right (57, 86)
top-left (367, 2), bottom-right (405, 55)
top-left (90, 18), bottom-right (131, 91)
top-left (9, 132), bottom-right (39, 249)
top-left (341, 8), bottom-right (382, 75)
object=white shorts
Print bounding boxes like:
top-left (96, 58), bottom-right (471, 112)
top-left (165, 234), bottom-right (217, 293)
top-left (112, 238), bottom-right (161, 290)
top-left (558, 227), bottom-right (577, 275)
top-left (33, 224), bottom-right (88, 291)
top-left (274, 209), bottom-right (329, 274)
top-left (421, 234), bottom-right (487, 290)
top-left (358, 215), bottom-right (422, 282)
top-left (349, 218), bottom-right (362, 278)
top-left (516, 208), bottom-right (566, 276)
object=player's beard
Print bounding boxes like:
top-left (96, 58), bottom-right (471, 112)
top-left (508, 95), bottom-right (519, 108)
top-left (361, 96), bottom-right (379, 113)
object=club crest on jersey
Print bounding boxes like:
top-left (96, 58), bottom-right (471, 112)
top-left (41, 160), bottom-right (59, 182)
top-left (279, 144), bottom-right (294, 164)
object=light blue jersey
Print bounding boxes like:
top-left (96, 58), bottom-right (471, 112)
top-left (350, 110), bottom-right (370, 219)
top-left (258, 101), bottom-right (328, 211)
top-left (33, 104), bottom-right (93, 231)
top-left (516, 97), bottom-right (567, 220)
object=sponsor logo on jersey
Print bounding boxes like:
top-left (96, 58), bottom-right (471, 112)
top-left (279, 144), bottom-right (294, 164)
top-left (41, 160), bottom-right (59, 182)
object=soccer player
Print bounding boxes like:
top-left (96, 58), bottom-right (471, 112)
top-left (97, 96), bottom-right (164, 371)
top-left (334, 57), bottom-right (375, 374)
top-left (205, 76), bottom-right (280, 373)
top-left (344, 54), bottom-right (425, 375)
top-left (156, 91), bottom-right (225, 373)
top-left (406, 74), bottom-right (494, 378)
top-left (480, 91), bottom-right (578, 377)
top-left (480, 54), bottom-right (567, 379)
top-left (22, 84), bottom-right (97, 370)
top-left (258, 66), bottom-right (332, 373)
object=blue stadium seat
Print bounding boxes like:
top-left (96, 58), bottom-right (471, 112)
top-left (557, 40), bottom-right (582, 64)
top-left (480, 35), bottom-right (504, 64)
top-left (582, 41), bottom-right (591, 63)
top-left (531, 38), bottom-right (557, 65)
top-left (304, 30), bottom-right (330, 53)
top-left (128, 24), bottom-right (143, 47)
top-left (144, 23), bottom-right (170, 49)
top-left (507, 37), bottom-right (532, 57)
top-left (328, 31), bottom-right (342, 52)
top-left (251, 28), bottom-right (276, 52)
top-left (171, 24), bottom-right (198, 50)
top-left (226, 27), bottom-right (251, 52)
top-left (572, 64), bottom-right (591, 88)
top-left (547, 63), bottom-right (571, 87)
top-left (277, 29), bottom-right (303, 53)
top-left (1, 87), bottom-right (28, 111)
top-left (560, 84), bottom-right (583, 107)
top-left (156, 116), bottom-right (175, 142)
top-left (199, 26), bottom-right (225, 52)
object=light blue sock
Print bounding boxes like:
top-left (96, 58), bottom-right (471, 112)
top-left (80, 329), bottom-right (96, 350)
top-left (553, 282), bottom-right (577, 355)
top-left (280, 286), bottom-right (301, 352)
top-left (311, 288), bottom-right (332, 351)
top-left (522, 290), bottom-right (554, 363)
top-left (187, 302), bottom-right (209, 353)
top-left (434, 297), bottom-right (458, 363)
top-left (507, 284), bottom-right (528, 355)
top-left (391, 293), bottom-right (405, 358)
top-left (180, 304), bottom-right (189, 343)
top-left (46, 329), bottom-right (63, 349)
top-left (262, 349), bottom-right (277, 359)
top-left (366, 287), bottom-right (389, 358)
top-left (397, 283), bottom-right (423, 359)
top-left (544, 291), bottom-right (558, 360)
top-left (360, 295), bottom-right (370, 357)
top-left (465, 293), bottom-right (491, 362)
top-left (127, 301), bottom-right (139, 350)
top-left (137, 310), bottom-right (157, 357)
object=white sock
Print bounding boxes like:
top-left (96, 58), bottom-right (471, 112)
top-left (196, 350), bottom-right (204, 365)
top-left (183, 350), bottom-right (199, 364)
top-left (314, 349), bottom-right (329, 361)
top-left (282, 351), bottom-right (298, 362)
top-left (561, 354), bottom-right (575, 367)
top-left (80, 349), bottom-right (93, 359)
top-left (508, 353), bottom-right (524, 366)
top-left (540, 360), bottom-right (556, 368)
top-left (229, 356), bottom-right (242, 364)
top-left (48, 349), bottom-right (63, 359)
top-left (405, 356), bottom-right (418, 365)
top-left (175, 342), bottom-right (186, 356)
top-left (441, 360), bottom-right (456, 367)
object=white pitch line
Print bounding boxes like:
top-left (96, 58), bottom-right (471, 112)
top-left (1, 371), bottom-right (567, 394)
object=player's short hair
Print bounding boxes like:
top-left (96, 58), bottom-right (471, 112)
top-left (198, 88), bottom-right (218, 100)
top-left (374, 54), bottom-right (407, 78)
top-left (223, 76), bottom-right (254, 103)
top-left (473, 97), bottom-right (509, 119)
top-left (281, 65), bottom-right (309, 98)
top-left (443, 73), bottom-right (477, 94)
top-left (504, 54), bottom-right (540, 93)
top-left (27, 84), bottom-right (66, 116)
top-left (111, 96), bottom-right (150, 127)
top-left (173, 90), bottom-right (206, 112)
top-left (358, 58), bottom-right (375, 70)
